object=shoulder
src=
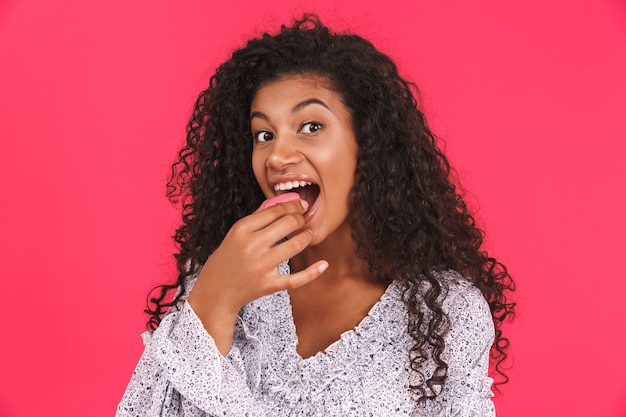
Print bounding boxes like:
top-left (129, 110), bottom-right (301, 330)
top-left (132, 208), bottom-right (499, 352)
top-left (433, 271), bottom-right (495, 365)
top-left (436, 271), bottom-right (492, 323)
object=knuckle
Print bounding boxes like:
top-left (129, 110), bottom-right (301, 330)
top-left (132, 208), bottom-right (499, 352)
top-left (283, 278), bottom-right (299, 290)
top-left (240, 245), bottom-right (255, 258)
top-left (290, 235), bottom-right (309, 252)
top-left (297, 214), bottom-right (306, 227)
top-left (230, 220), bottom-right (245, 234)
top-left (287, 213), bottom-right (305, 229)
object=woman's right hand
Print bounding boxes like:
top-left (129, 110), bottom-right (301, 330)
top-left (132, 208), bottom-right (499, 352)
top-left (187, 197), bottom-right (328, 355)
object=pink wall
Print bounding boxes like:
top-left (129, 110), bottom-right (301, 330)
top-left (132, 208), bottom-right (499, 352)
top-left (1, 0), bottom-right (625, 416)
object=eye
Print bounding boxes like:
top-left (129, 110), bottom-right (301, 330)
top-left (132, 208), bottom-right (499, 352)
top-left (254, 131), bottom-right (274, 143)
top-left (300, 122), bottom-right (322, 134)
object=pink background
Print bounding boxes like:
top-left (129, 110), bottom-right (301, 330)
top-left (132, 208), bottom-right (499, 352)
top-left (1, 0), bottom-right (625, 416)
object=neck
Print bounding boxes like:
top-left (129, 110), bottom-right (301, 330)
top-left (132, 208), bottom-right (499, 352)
top-left (289, 224), bottom-right (376, 289)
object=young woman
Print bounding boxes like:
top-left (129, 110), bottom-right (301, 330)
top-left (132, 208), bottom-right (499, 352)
top-left (117, 15), bottom-right (515, 417)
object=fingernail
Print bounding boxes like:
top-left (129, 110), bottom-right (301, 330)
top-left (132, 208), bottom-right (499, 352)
top-left (318, 261), bottom-right (329, 273)
top-left (300, 199), bottom-right (309, 211)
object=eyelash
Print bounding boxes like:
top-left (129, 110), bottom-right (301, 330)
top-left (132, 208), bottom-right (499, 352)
top-left (253, 131), bottom-right (274, 143)
top-left (300, 121), bottom-right (323, 134)
top-left (252, 121), bottom-right (323, 143)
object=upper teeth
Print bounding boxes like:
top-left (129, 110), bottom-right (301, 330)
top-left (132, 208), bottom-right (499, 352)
top-left (274, 180), bottom-right (312, 191)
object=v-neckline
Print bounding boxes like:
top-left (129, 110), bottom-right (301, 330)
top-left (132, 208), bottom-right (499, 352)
top-left (281, 280), bottom-right (400, 364)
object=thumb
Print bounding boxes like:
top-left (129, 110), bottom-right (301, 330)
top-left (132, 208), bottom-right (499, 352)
top-left (280, 260), bottom-right (329, 290)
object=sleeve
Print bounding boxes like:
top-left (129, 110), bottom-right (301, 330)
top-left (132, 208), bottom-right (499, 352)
top-left (115, 301), bottom-right (267, 417)
top-left (428, 282), bottom-right (496, 417)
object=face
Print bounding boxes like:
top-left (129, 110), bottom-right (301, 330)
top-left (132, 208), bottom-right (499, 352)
top-left (251, 75), bottom-right (359, 246)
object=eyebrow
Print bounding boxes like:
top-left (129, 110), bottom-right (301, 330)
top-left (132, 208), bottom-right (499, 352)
top-left (250, 98), bottom-right (331, 120)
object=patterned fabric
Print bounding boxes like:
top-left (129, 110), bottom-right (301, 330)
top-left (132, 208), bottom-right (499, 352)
top-left (117, 264), bottom-right (495, 416)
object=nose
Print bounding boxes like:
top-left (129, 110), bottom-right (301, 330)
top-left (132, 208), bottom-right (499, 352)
top-left (265, 134), bottom-right (302, 170)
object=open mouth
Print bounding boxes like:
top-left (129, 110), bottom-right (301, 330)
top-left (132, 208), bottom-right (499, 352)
top-left (274, 181), bottom-right (320, 215)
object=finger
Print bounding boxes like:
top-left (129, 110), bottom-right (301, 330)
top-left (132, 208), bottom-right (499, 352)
top-left (259, 192), bottom-right (300, 210)
top-left (258, 197), bottom-right (308, 215)
top-left (256, 212), bottom-right (307, 247)
top-left (244, 199), bottom-right (308, 232)
top-left (265, 228), bottom-right (313, 264)
top-left (274, 261), bottom-right (329, 291)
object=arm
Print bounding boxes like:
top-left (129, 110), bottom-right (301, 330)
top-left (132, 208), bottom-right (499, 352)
top-left (116, 302), bottom-right (263, 417)
top-left (186, 197), bottom-right (327, 355)
top-left (117, 197), bottom-right (327, 416)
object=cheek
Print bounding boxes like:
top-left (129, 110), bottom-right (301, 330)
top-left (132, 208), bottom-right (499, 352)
top-left (317, 138), bottom-right (358, 172)
top-left (330, 144), bottom-right (358, 188)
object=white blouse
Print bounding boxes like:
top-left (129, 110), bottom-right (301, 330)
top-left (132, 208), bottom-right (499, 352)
top-left (117, 264), bottom-right (495, 416)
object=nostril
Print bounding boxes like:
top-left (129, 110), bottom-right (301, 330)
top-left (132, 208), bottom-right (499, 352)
top-left (265, 137), bottom-right (304, 169)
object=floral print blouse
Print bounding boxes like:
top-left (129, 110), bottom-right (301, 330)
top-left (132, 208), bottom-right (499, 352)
top-left (117, 264), bottom-right (495, 416)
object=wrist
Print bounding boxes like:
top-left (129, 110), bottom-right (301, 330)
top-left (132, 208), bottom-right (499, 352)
top-left (187, 292), bottom-right (239, 355)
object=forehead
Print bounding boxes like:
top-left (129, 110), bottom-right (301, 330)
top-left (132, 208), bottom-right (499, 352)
top-left (250, 75), bottom-right (343, 111)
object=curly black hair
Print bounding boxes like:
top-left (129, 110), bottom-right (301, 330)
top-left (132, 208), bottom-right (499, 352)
top-left (145, 14), bottom-right (515, 403)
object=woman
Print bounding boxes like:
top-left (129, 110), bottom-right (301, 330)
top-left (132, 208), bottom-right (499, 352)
top-left (117, 15), bottom-right (515, 416)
